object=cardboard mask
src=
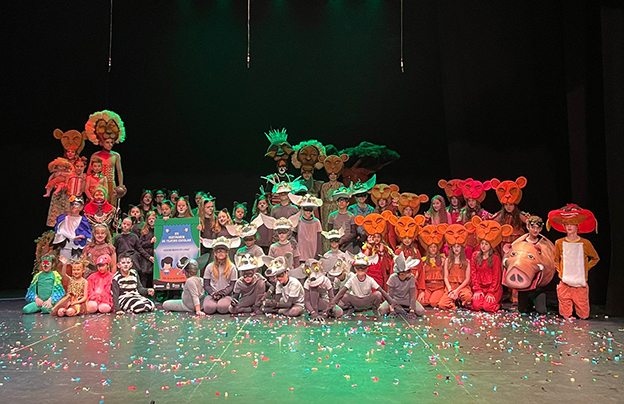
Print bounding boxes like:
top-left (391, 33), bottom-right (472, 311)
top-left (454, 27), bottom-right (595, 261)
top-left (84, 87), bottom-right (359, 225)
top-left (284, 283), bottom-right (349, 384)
top-left (491, 176), bottom-right (527, 205)
top-left (471, 217), bottom-right (513, 249)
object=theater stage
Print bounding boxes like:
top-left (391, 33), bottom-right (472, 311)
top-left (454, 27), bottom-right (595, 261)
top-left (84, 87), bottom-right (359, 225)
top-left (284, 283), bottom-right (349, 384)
top-left (0, 300), bottom-right (622, 404)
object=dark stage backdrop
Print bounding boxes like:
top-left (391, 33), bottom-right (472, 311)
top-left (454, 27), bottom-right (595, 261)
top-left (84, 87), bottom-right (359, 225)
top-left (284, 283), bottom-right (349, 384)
top-left (5, 1), bottom-right (616, 308)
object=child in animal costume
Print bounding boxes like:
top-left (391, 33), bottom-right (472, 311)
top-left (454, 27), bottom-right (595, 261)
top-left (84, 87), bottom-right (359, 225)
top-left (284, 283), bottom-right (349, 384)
top-left (491, 177), bottom-right (531, 255)
top-left (85, 110), bottom-right (126, 206)
top-left (379, 252), bottom-right (424, 318)
top-left (262, 254), bottom-right (305, 317)
top-left (457, 179), bottom-right (493, 259)
top-left (386, 191), bottom-right (428, 250)
top-left (357, 213), bottom-right (394, 291)
top-left (548, 204), bottom-right (599, 319)
top-left (24, 254), bottom-right (65, 314)
top-left (269, 181), bottom-right (300, 221)
top-left (263, 214), bottom-right (301, 268)
top-left (322, 228), bottom-right (346, 260)
top-left (84, 186), bottom-right (116, 228)
top-left (383, 212), bottom-right (427, 301)
top-left (85, 156), bottom-right (108, 202)
top-left (347, 175), bottom-right (377, 249)
top-left (325, 254), bottom-right (354, 296)
top-left (470, 217), bottom-right (512, 312)
top-left (319, 153), bottom-right (348, 238)
top-left (227, 216), bottom-right (265, 259)
top-left (438, 179), bottom-right (464, 223)
top-left (263, 129), bottom-right (295, 206)
top-left (438, 224), bottom-right (474, 310)
top-left (229, 254), bottom-right (266, 315)
top-left (503, 215), bottom-right (556, 314)
top-left (44, 157), bottom-right (73, 227)
top-left (202, 237), bottom-right (241, 314)
top-left (327, 252), bottom-right (396, 318)
top-left (289, 194), bottom-right (323, 261)
top-left (251, 190), bottom-right (273, 254)
top-left (112, 253), bottom-right (156, 314)
top-left (327, 186), bottom-right (358, 253)
top-left (162, 258), bottom-right (205, 315)
top-left (417, 223), bottom-right (448, 307)
top-left (292, 258), bottom-right (343, 321)
top-left (51, 258), bottom-right (89, 317)
top-left (86, 254), bottom-right (114, 313)
top-left (53, 196), bottom-right (92, 286)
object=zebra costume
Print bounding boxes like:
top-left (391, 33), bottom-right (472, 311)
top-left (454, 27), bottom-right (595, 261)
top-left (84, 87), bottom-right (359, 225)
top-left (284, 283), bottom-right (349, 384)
top-left (112, 269), bottom-right (155, 313)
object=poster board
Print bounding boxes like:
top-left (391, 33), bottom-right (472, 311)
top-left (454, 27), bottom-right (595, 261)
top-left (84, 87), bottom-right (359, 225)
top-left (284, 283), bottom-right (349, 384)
top-left (153, 217), bottom-right (200, 290)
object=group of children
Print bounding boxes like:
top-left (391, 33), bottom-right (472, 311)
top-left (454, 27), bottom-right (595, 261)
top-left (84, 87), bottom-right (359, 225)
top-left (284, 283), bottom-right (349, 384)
top-left (37, 114), bottom-right (599, 320)
top-left (29, 175), bottom-right (599, 321)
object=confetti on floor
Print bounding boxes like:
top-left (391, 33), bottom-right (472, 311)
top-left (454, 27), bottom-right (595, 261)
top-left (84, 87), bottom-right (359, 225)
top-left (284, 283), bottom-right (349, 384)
top-left (0, 300), bottom-right (622, 403)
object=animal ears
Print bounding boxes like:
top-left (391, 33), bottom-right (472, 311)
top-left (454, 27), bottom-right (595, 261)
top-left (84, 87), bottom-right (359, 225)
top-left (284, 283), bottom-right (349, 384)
top-left (464, 222), bottom-right (476, 233)
top-left (389, 184), bottom-right (400, 193)
top-left (414, 215), bottom-right (426, 226)
top-left (471, 216), bottom-right (483, 227)
top-left (53, 128), bottom-right (64, 139)
top-left (501, 224), bottom-right (514, 237)
top-left (418, 194), bottom-right (429, 203)
top-left (483, 180), bottom-right (492, 190)
top-left (382, 210), bottom-right (398, 226)
top-left (515, 176), bottom-right (528, 188)
top-left (354, 215), bottom-right (366, 226)
top-left (436, 223), bottom-right (449, 233)
top-left (490, 178), bottom-right (500, 188)
top-left (437, 179), bottom-right (448, 189)
top-left (340, 154), bottom-right (349, 162)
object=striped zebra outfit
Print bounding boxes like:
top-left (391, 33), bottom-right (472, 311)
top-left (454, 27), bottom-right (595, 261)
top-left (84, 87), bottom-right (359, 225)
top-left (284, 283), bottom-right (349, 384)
top-left (112, 269), bottom-right (155, 313)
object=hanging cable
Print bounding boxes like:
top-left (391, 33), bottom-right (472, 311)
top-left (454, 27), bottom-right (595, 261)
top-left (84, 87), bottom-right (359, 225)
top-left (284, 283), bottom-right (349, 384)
top-left (247, 0), bottom-right (251, 68)
top-left (108, 0), bottom-right (113, 73)
top-left (400, 0), bottom-right (404, 73)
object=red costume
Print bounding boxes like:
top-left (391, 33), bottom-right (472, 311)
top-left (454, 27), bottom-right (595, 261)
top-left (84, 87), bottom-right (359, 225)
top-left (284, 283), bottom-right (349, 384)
top-left (355, 213), bottom-right (394, 291)
top-left (417, 222), bottom-right (448, 307)
top-left (468, 217), bottom-right (513, 312)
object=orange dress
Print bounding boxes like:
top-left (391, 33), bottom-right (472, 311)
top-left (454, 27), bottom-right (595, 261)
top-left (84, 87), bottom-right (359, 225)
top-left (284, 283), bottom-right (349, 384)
top-left (422, 258), bottom-right (445, 307)
top-left (438, 263), bottom-right (473, 310)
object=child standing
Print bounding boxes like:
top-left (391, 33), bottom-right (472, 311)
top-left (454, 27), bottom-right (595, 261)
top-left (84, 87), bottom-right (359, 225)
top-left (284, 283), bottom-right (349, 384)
top-left (322, 229), bottom-right (346, 260)
top-left (548, 204), bottom-right (599, 319)
top-left (112, 253), bottom-right (155, 314)
top-left (82, 223), bottom-right (116, 276)
top-left (24, 254), bottom-right (65, 314)
top-left (51, 259), bottom-right (89, 317)
top-left (289, 194), bottom-right (323, 261)
top-left (251, 191), bottom-right (273, 254)
top-left (327, 187), bottom-right (357, 253)
top-left (138, 211), bottom-right (157, 287)
top-left (114, 217), bottom-right (149, 267)
top-left (266, 215), bottom-right (301, 268)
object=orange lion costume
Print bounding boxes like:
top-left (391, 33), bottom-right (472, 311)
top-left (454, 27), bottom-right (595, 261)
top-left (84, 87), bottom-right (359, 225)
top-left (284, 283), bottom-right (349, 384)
top-left (417, 223), bottom-right (448, 307)
top-left (469, 217), bottom-right (512, 312)
top-left (438, 223), bottom-right (475, 310)
top-left (384, 212), bottom-right (426, 298)
top-left (356, 213), bottom-right (394, 291)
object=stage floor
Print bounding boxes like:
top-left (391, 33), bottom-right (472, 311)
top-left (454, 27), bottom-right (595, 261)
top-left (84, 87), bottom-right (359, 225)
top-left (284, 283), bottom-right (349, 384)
top-left (0, 300), bottom-right (622, 404)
